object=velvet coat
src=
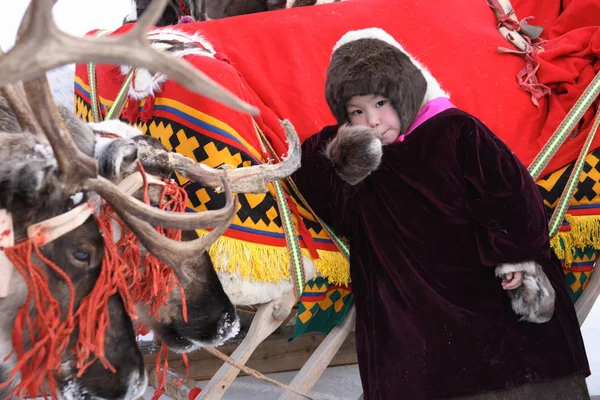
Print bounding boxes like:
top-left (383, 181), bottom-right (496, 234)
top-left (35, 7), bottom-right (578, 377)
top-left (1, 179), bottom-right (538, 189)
top-left (292, 108), bottom-right (590, 399)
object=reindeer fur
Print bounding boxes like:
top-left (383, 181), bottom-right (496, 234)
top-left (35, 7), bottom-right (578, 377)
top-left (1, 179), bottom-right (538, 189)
top-left (125, 0), bottom-right (343, 23)
top-left (0, 131), bottom-right (147, 400)
top-left (0, 100), bottom-right (238, 396)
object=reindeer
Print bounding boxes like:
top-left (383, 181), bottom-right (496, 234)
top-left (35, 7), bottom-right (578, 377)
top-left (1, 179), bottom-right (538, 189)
top-left (0, 0), bottom-right (301, 397)
top-left (0, 105), bottom-right (148, 400)
top-left (69, 25), bottom-right (344, 400)
top-left (124, 0), bottom-right (343, 23)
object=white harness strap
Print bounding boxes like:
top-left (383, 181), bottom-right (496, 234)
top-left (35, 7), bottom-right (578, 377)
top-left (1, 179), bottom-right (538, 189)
top-left (0, 172), bottom-right (165, 298)
top-left (116, 171), bottom-right (165, 195)
top-left (0, 210), bottom-right (15, 298)
top-left (0, 203), bottom-right (94, 299)
top-left (27, 203), bottom-right (95, 247)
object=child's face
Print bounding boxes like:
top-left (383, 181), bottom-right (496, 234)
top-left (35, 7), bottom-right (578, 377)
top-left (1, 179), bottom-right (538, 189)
top-left (346, 95), bottom-right (401, 145)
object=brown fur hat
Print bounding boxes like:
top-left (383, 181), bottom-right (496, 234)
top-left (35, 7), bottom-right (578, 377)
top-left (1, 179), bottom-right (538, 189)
top-left (325, 29), bottom-right (428, 134)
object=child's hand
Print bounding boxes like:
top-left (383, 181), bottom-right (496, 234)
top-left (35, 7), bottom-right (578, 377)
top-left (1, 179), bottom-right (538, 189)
top-left (501, 271), bottom-right (523, 290)
top-left (495, 262), bottom-right (555, 323)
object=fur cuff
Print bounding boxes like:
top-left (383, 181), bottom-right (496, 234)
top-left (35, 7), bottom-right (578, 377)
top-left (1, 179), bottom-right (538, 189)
top-left (495, 261), bottom-right (555, 323)
top-left (324, 125), bottom-right (383, 185)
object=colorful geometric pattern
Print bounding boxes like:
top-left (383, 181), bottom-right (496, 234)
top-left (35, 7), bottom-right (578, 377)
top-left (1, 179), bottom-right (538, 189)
top-left (74, 65), bottom-right (351, 335)
top-left (74, 77), bottom-right (349, 285)
top-left (292, 277), bottom-right (353, 340)
top-left (536, 148), bottom-right (600, 302)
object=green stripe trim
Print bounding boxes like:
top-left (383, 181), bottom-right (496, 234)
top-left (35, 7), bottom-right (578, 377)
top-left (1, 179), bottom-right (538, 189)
top-left (548, 108), bottom-right (600, 237)
top-left (528, 72), bottom-right (600, 180)
top-left (273, 180), bottom-right (306, 298)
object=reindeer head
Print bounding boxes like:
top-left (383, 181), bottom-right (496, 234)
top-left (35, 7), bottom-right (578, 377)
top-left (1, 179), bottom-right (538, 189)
top-left (0, 0), bottom-right (264, 397)
top-left (87, 116), bottom-right (300, 353)
top-left (0, 131), bottom-right (147, 400)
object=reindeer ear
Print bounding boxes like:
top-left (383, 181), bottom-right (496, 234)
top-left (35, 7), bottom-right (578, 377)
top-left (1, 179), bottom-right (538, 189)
top-left (0, 158), bottom-right (60, 211)
top-left (88, 120), bottom-right (146, 181)
top-left (96, 139), bottom-right (139, 182)
top-left (324, 125), bottom-right (383, 185)
top-left (87, 119), bottom-right (144, 140)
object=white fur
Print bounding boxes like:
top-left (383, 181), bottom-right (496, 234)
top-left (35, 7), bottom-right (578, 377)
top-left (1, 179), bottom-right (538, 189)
top-left (147, 28), bottom-right (217, 54)
top-left (190, 315), bottom-right (241, 348)
top-left (495, 261), bottom-right (537, 277)
top-left (58, 369), bottom-right (147, 400)
top-left (122, 369), bottom-right (148, 400)
top-left (332, 27), bottom-right (449, 105)
top-left (90, 120), bottom-right (143, 162)
top-left (88, 119), bottom-right (143, 140)
top-left (69, 192), bottom-right (85, 206)
top-left (367, 137), bottom-right (384, 160)
top-left (218, 256), bottom-right (316, 305)
top-left (118, 65), bottom-right (168, 101)
top-left (119, 28), bottom-right (218, 100)
top-left (93, 137), bottom-right (115, 160)
top-left (32, 143), bottom-right (54, 160)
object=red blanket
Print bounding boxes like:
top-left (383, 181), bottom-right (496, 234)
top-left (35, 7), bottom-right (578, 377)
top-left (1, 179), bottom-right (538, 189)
top-left (186, 0), bottom-right (599, 176)
top-left (80, 0), bottom-right (599, 176)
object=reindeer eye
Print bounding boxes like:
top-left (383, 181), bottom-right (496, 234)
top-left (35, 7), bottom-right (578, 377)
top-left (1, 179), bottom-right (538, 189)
top-left (73, 251), bottom-right (91, 262)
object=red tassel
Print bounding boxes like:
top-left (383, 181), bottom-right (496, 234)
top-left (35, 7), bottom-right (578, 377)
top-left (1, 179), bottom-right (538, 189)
top-left (141, 95), bottom-right (156, 123)
top-left (286, 193), bottom-right (319, 260)
top-left (125, 97), bottom-right (139, 124)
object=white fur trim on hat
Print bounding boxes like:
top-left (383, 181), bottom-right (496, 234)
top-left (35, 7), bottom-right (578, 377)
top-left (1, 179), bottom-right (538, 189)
top-left (332, 27), bottom-right (449, 104)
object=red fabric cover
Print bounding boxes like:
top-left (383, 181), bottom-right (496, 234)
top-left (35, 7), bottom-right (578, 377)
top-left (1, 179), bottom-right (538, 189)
top-left (80, 24), bottom-right (289, 162)
top-left (189, 0), bottom-right (600, 176)
top-left (84, 0), bottom-right (599, 176)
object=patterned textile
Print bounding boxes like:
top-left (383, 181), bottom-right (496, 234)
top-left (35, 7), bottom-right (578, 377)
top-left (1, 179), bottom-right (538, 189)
top-left (74, 71), bottom-right (353, 335)
top-left (74, 78), bottom-right (349, 286)
top-left (536, 148), bottom-right (600, 302)
top-left (292, 277), bottom-right (353, 340)
top-left (72, 0), bottom-right (600, 336)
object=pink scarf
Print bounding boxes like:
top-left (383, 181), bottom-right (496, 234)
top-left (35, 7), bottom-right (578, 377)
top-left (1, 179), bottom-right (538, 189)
top-left (396, 97), bottom-right (455, 143)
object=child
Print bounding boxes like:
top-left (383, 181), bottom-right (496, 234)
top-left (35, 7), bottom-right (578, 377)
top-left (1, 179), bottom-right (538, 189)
top-left (292, 28), bottom-right (590, 399)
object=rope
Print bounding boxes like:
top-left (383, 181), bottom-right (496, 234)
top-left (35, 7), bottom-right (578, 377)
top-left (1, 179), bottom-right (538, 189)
top-left (87, 29), bottom-right (136, 123)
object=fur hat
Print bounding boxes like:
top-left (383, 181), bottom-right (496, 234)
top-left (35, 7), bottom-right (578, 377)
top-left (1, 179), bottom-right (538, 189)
top-left (323, 28), bottom-right (448, 186)
top-left (325, 28), bottom-right (447, 133)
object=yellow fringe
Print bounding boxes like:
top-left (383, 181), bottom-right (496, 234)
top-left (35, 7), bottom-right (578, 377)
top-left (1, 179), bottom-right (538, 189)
top-left (197, 230), bottom-right (351, 285)
top-left (550, 214), bottom-right (600, 267)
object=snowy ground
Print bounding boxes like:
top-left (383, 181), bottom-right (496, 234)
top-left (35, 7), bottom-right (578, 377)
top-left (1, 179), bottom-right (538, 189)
top-left (141, 365), bottom-right (363, 400)
top-left (2, 1), bottom-right (600, 398)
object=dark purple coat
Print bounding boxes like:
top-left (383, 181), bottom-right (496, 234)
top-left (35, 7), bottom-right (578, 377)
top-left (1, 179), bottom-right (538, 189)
top-left (292, 109), bottom-right (589, 399)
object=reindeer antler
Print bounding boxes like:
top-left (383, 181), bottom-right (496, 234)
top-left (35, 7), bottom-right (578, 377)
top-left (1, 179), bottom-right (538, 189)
top-left (22, 78), bottom-right (99, 187)
top-left (1, 0), bottom-right (257, 115)
top-left (138, 120), bottom-right (302, 194)
top-left (0, 49), bottom-right (42, 134)
top-left (116, 189), bottom-right (237, 274)
top-left (0, 82), bottom-right (42, 135)
top-left (0, 0), bottom-right (260, 232)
